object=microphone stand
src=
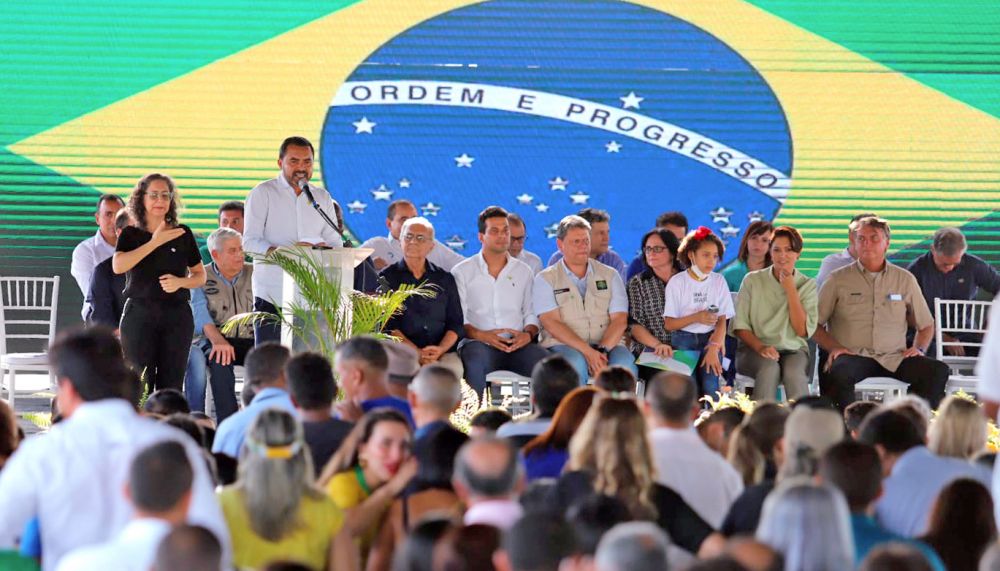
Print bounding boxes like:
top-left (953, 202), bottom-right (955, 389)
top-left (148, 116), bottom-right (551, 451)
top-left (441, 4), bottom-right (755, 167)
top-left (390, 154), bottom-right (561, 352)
top-left (299, 180), bottom-right (383, 293)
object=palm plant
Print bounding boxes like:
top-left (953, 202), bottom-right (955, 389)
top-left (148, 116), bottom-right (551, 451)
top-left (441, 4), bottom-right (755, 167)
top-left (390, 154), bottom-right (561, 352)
top-left (222, 246), bottom-right (434, 358)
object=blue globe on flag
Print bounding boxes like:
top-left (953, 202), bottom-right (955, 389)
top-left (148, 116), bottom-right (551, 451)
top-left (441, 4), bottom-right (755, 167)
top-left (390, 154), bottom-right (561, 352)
top-left (321, 0), bottom-right (793, 266)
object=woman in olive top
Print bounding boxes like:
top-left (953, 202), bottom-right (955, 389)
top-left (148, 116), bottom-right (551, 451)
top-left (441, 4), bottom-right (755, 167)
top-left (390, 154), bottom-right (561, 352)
top-left (113, 173), bottom-right (205, 393)
top-left (731, 226), bottom-right (818, 401)
top-left (218, 409), bottom-right (355, 571)
top-left (319, 409), bottom-right (415, 567)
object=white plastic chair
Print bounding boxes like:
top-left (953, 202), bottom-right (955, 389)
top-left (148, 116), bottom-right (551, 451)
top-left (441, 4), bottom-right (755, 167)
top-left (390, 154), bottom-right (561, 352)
top-left (485, 370), bottom-right (532, 416)
top-left (1, 276), bottom-right (60, 410)
top-left (934, 297), bottom-right (992, 376)
top-left (945, 375), bottom-right (978, 396)
top-left (855, 377), bottom-right (908, 403)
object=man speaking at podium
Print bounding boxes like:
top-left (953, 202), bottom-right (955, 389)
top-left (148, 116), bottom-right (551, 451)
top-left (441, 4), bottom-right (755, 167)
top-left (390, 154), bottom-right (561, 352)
top-left (243, 136), bottom-right (343, 345)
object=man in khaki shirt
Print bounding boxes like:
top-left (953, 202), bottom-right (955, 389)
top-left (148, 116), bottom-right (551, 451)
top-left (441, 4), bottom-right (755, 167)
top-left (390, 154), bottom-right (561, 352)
top-left (814, 217), bottom-right (949, 409)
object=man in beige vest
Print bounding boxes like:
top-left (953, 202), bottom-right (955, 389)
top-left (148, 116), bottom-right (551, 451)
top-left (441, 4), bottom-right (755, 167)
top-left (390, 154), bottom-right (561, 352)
top-left (533, 215), bottom-right (636, 384)
top-left (185, 227), bottom-right (255, 421)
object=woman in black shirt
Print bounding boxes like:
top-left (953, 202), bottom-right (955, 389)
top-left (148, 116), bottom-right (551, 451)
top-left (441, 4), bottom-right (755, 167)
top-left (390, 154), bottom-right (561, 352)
top-left (113, 173), bottom-right (205, 394)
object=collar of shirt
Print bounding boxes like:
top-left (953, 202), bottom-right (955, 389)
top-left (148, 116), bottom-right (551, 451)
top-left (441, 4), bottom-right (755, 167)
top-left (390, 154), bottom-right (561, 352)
top-left (889, 445), bottom-right (931, 476)
top-left (391, 258), bottom-right (442, 279)
top-left (464, 499), bottom-right (524, 529)
top-left (275, 172), bottom-right (300, 195)
top-left (69, 398), bottom-right (137, 425)
top-left (475, 251), bottom-right (514, 276)
top-left (249, 387), bottom-right (291, 408)
top-left (92, 229), bottom-right (116, 250)
top-left (414, 419), bottom-right (450, 441)
top-left (210, 263), bottom-right (245, 287)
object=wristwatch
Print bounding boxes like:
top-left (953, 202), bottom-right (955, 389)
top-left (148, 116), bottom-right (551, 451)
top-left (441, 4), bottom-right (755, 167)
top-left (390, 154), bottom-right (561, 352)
top-left (594, 345), bottom-right (610, 355)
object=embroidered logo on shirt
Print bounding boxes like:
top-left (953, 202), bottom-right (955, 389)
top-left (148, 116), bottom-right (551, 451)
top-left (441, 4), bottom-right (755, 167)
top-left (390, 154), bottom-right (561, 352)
top-left (596, 280), bottom-right (608, 291)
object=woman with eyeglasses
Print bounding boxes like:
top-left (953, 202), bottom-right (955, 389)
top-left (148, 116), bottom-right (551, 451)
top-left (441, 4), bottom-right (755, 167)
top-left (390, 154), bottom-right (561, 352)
top-left (626, 229), bottom-right (684, 379)
top-left (113, 173), bottom-right (205, 395)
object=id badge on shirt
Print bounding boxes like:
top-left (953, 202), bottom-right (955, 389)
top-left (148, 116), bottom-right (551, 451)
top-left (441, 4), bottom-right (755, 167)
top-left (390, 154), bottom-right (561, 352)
top-left (888, 293), bottom-right (903, 302)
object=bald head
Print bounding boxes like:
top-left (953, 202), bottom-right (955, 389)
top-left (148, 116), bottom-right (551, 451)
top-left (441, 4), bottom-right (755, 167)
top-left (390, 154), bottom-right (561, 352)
top-left (453, 436), bottom-right (522, 500)
top-left (409, 364), bottom-right (461, 417)
top-left (646, 372), bottom-right (697, 425)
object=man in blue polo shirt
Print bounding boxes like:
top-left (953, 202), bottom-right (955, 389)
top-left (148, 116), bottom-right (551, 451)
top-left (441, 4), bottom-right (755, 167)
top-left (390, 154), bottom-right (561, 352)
top-left (212, 343), bottom-right (294, 459)
top-left (907, 227), bottom-right (1000, 357)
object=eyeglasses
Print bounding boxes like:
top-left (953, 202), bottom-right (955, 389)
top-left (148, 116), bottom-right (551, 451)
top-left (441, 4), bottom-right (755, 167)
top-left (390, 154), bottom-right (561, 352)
top-left (147, 192), bottom-right (173, 201)
top-left (510, 235), bottom-right (526, 243)
top-left (644, 246), bottom-right (668, 254)
top-left (402, 233), bottom-right (430, 243)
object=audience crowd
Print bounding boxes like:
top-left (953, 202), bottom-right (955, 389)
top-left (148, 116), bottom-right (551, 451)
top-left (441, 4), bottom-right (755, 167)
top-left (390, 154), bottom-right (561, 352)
top-left (2, 136), bottom-right (1000, 570)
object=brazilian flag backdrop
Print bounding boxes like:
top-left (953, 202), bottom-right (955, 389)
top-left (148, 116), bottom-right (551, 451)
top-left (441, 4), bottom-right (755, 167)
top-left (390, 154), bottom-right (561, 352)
top-left (1, 0), bottom-right (998, 330)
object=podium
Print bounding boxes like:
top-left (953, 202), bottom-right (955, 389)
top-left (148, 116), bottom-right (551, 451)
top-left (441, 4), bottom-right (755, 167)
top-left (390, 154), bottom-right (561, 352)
top-left (278, 246), bottom-right (374, 351)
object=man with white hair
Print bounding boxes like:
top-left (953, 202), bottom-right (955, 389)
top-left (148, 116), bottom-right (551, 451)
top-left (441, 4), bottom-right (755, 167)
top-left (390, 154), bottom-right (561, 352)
top-left (185, 227), bottom-right (254, 421)
top-left (408, 364), bottom-right (462, 441)
top-left (380, 216), bottom-right (465, 381)
top-left (907, 227), bottom-right (1000, 357)
top-left (595, 522), bottom-right (671, 571)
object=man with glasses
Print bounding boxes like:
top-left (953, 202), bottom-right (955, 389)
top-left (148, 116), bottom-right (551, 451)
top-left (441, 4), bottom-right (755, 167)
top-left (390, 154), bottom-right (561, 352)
top-left (453, 206), bottom-right (549, 397)
top-left (379, 216), bottom-right (465, 382)
top-left (507, 212), bottom-right (542, 274)
top-left (361, 199), bottom-right (465, 271)
top-left (242, 136), bottom-right (343, 345)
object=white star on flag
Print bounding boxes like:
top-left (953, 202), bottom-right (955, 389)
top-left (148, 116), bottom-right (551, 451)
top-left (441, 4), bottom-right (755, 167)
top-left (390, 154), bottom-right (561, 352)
top-left (570, 191), bottom-right (590, 205)
top-left (544, 223), bottom-right (560, 239)
top-left (421, 202), bottom-right (442, 216)
top-left (619, 92), bottom-right (644, 109)
top-left (371, 185), bottom-right (394, 201)
top-left (710, 207), bottom-right (734, 223)
top-left (352, 117), bottom-right (376, 134)
top-left (605, 141), bottom-right (622, 153)
top-left (748, 211), bottom-right (764, 222)
top-left (399, 178), bottom-right (411, 189)
top-left (721, 224), bottom-right (741, 239)
top-left (516, 194), bottom-right (533, 205)
top-left (548, 177), bottom-right (569, 191)
top-left (536, 203), bottom-right (550, 213)
top-left (454, 154), bottom-right (475, 168)
top-left (347, 200), bottom-right (368, 214)
top-left (445, 235), bottom-right (467, 250)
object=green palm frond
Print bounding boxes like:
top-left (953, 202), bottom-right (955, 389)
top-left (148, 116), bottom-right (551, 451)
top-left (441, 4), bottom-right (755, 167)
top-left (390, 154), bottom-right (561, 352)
top-left (222, 246), bottom-right (436, 359)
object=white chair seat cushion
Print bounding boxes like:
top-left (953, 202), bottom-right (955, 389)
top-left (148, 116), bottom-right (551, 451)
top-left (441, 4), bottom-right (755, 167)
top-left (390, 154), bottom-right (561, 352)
top-left (856, 377), bottom-right (908, 390)
top-left (1, 352), bottom-right (48, 366)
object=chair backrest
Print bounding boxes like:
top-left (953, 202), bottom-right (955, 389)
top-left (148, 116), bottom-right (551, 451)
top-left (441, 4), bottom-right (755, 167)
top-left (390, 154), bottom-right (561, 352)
top-left (0, 276), bottom-right (61, 355)
top-left (933, 297), bottom-right (992, 363)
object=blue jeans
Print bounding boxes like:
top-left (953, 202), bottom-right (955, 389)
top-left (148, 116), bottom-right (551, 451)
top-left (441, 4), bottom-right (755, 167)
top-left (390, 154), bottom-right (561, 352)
top-left (671, 330), bottom-right (731, 397)
top-left (183, 337), bottom-right (252, 422)
top-left (549, 344), bottom-right (638, 385)
top-left (458, 340), bottom-right (550, 395)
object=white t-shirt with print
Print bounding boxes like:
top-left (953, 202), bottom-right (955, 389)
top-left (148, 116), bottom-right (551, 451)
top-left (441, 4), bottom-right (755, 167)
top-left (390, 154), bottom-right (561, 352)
top-left (663, 271), bottom-right (734, 334)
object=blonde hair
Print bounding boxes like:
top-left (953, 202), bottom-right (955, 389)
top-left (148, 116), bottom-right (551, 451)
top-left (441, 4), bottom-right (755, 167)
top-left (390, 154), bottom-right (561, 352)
top-left (567, 396), bottom-right (657, 519)
top-left (237, 409), bottom-right (320, 541)
top-left (929, 396), bottom-right (987, 459)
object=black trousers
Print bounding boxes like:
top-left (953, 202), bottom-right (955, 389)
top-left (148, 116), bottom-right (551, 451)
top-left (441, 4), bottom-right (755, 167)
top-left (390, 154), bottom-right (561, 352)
top-left (819, 353), bottom-right (949, 410)
top-left (120, 298), bottom-right (194, 394)
top-left (253, 297), bottom-right (282, 346)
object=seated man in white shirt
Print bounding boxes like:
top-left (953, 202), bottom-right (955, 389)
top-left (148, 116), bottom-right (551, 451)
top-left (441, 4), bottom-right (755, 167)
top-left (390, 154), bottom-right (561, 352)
top-left (57, 441), bottom-right (193, 571)
top-left (646, 372), bottom-right (744, 528)
top-left (361, 199), bottom-right (465, 271)
top-left (71, 193), bottom-right (125, 320)
top-left (506, 212), bottom-right (543, 274)
top-left (0, 327), bottom-right (228, 570)
top-left (242, 136), bottom-right (344, 345)
top-left (815, 212), bottom-right (877, 287)
top-left (452, 206), bottom-right (549, 397)
top-left (534, 215), bottom-right (637, 384)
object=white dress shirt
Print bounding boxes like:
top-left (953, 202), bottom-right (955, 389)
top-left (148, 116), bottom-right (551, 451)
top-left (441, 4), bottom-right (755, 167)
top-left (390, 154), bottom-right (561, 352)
top-left (360, 233), bottom-right (465, 271)
top-left (243, 173), bottom-right (343, 305)
top-left (452, 252), bottom-right (538, 331)
top-left (56, 518), bottom-right (171, 571)
top-left (71, 230), bottom-right (116, 320)
top-left (815, 247), bottom-right (855, 288)
top-left (648, 426), bottom-right (744, 528)
top-left (0, 399), bottom-right (230, 571)
top-left (514, 249), bottom-right (543, 274)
